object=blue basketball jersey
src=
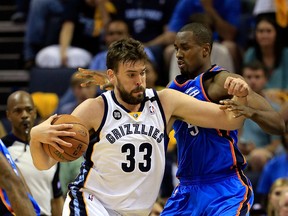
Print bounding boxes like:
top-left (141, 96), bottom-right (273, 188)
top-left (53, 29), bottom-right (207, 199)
top-left (169, 65), bottom-right (247, 180)
top-left (0, 139), bottom-right (40, 216)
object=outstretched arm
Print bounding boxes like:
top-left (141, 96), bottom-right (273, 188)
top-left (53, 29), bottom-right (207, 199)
top-left (0, 153), bottom-right (36, 216)
top-left (221, 91), bottom-right (285, 135)
top-left (208, 71), bottom-right (285, 135)
top-left (160, 77), bottom-right (248, 131)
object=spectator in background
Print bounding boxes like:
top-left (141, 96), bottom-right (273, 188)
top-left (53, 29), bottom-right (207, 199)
top-left (244, 14), bottom-right (288, 90)
top-left (57, 71), bottom-right (99, 114)
top-left (23, 0), bottom-right (64, 69)
top-left (266, 178), bottom-right (288, 216)
top-left (24, 0), bottom-right (116, 69)
top-left (1, 91), bottom-right (64, 215)
top-left (257, 133), bottom-right (288, 211)
top-left (278, 190), bottom-right (288, 216)
top-left (89, 19), bottom-right (130, 70)
top-left (145, 0), bottom-right (242, 77)
top-left (112, 0), bottom-right (179, 86)
top-left (0, 139), bottom-right (40, 215)
top-left (253, 0), bottom-right (288, 47)
top-left (169, 13), bottom-right (235, 82)
top-left (239, 61), bottom-right (282, 172)
top-left (89, 19), bottom-right (157, 71)
top-left (35, 0), bottom-right (117, 69)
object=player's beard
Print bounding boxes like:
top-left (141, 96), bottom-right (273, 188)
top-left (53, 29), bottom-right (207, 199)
top-left (116, 80), bottom-right (145, 105)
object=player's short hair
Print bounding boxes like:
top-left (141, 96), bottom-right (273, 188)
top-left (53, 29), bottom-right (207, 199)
top-left (106, 38), bottom-right (148, 73)
top-left (179, 23), bottom-right (213, 51)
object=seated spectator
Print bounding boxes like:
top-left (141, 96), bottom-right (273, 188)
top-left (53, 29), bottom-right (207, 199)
top-left (89, 19), bottom-right (157, 71)
top-left (266, 178), bottom-right (288, 216)
top-left (23, 0), bottom-right (64, 69)
top-left (278, 190), bottom-right (288, 216)
top-left (253, 0), bottom-right (288, 47)
top-left (56, 71), bottom-right (99, 114)
top-left (145, 0), bottom-right (242, 75)
top-left (244, 14), bottom-right (288, 90)
top-left (239, 61), bottom-right (282, 172)
top-left (256, 132), bottom-right (288, 209)
top-left (89, 19), bottom-right (130, 70)
top-left (24, 0), bottom-right (116, 69)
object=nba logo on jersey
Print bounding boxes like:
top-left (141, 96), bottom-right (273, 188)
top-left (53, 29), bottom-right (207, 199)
top-left (113, 110), bottom-right (122, 120)
top-left (149, 105), bottom-right (155, 115)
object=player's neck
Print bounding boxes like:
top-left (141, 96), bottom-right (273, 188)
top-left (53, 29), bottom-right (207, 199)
top-left (114, 92), bottom-right (141, 112)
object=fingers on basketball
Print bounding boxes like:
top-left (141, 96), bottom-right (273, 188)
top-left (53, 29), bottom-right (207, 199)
top-left (43, 114), bottom-right (89, 162)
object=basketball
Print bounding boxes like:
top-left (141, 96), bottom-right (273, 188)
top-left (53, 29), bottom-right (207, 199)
top-left (43, 114), bottom-right (89, 162)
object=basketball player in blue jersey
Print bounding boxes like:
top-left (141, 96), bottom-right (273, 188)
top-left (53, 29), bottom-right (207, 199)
top-left (0, 139), bottom-right (40, 216)
top-left (29, 38), bottom-right (249, 216)
top-left (160, 23), bottom-right (285, 215)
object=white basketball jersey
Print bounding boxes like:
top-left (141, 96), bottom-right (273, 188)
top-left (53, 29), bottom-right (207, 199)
top-left (74, 89), bottom-right (167, 215)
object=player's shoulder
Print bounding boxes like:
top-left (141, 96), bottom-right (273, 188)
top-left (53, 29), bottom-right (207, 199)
top-left (76, 96), bottom-right (104, 110)
top-left (213, 70), bottom-right (243, 83)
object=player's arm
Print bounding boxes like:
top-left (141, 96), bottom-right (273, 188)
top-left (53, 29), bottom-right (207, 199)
top-left (215, 72), bottom-right (285, 135)
top-left (51, 196), bottom-right (64, 216)
top-left (242, 91), bottom-right (285, 134)
top-left (30, 114), bottom-right (76, 170)
top-left (159, 88), bottom-right (247, 131)
top-left (0, 153), bottom-right (36, 216)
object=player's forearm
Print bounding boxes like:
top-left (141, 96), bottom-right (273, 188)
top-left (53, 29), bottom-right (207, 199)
top-left (1, 155), bottom-right (36, 215)
top-left (7, 182), bottom-right (36, 216)
top-left (249, 109), bottom-right (285, 135)
top-left (51, 196), bottom-right (64, 216)
top-left (224, 97), bottom-right (247, 130)
top-left (30, 139), bottom-right (57, 170)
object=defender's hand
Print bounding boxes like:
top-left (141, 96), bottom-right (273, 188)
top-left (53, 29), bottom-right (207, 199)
top-left (76, 68), bottom-right (113, 90)
top-left (224, 77), bottom-right (249, 98)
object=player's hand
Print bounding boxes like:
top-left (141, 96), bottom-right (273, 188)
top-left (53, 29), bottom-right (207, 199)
top-left (224, 77), bottom-right (249, 98)
top-left (219, 99), bottom-right (253, 118)
top-left (76, 68), bottom-right (114, 90)
top-left (30, 114), bottom-right (75, 153)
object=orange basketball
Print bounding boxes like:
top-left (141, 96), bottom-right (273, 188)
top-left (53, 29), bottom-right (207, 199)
top-left (43, 114), bottom-right (89, 162)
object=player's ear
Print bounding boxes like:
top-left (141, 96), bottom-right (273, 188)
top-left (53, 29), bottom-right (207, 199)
top-left (107, 69), bottom-right (115, 82)
top-left (202, 43), bottom-right (211, 58)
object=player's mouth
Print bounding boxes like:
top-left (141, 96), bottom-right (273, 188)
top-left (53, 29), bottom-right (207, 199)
top-left (177, 60), bottom-right (185, 69)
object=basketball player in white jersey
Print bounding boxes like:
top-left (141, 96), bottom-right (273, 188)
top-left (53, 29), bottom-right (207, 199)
top-left (29, 38), bottom-right (249, 216)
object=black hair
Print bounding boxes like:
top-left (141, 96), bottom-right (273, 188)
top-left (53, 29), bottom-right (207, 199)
top-left (179, 22), bottom-right (213, 52)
